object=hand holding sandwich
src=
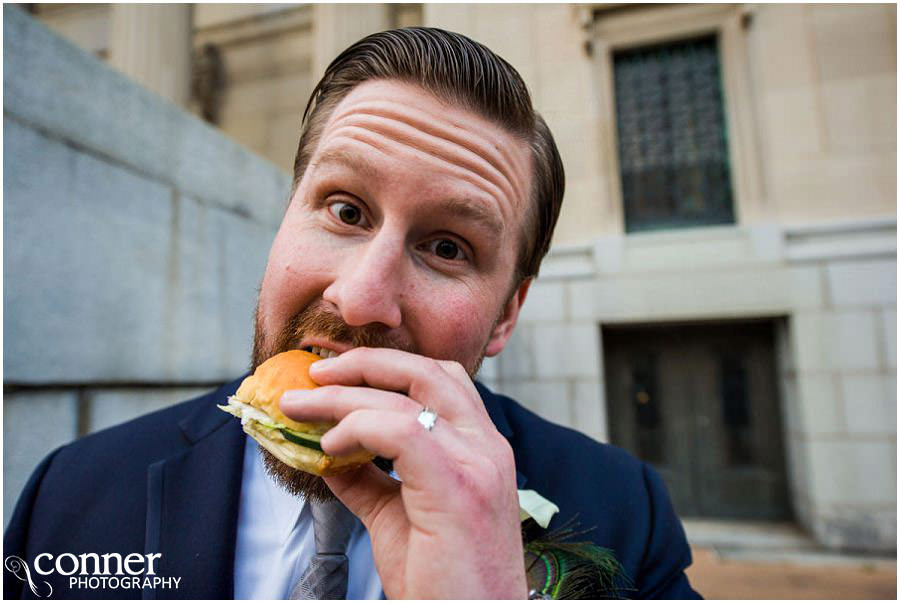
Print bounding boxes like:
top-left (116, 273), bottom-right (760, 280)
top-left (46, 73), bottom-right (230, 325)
top-left (280, 347), bottom-right (528, 599)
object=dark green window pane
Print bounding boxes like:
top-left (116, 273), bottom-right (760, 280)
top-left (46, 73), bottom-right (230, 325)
top-left (614, 35), bottom-right (735, 232)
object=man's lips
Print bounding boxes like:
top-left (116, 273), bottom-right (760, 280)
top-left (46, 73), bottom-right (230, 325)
top-left (298, 339), bottom-right (353, 359)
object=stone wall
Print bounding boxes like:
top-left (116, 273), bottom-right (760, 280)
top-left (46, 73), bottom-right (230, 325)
top-left (32, 4), bottom-right (424, 173)
top-left (481, 218), bottom-right (896, 552)
top-left (192, 3), bottom-right (421, 171)
top-left (424, 4), bottom-right (896, 243)
top-left (3, 7), bottom-right (291, 523)
top-left (192, 4), bottom-right (316, 171)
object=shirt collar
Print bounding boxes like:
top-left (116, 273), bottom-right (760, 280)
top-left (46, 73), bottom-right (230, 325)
top-left (247, 437), bottom-right (308, 544)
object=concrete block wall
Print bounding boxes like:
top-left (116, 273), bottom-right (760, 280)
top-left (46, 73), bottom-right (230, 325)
top-left (424, 4), bottom-right (896, 246)
top-left (479, 275), bottom-right (608, 445)
top-left (490, 220), bottom-right (896, 553)
top-left (747, 4), bottom-right (896, 225)
top-left (3, 392), bottom-right (80, 525)
top-left (193, 5), bottom-right (316, 172)
top-left (791, 250), bottom-right (897, 551)
top-left (3, 7), bottom-right (291, 523)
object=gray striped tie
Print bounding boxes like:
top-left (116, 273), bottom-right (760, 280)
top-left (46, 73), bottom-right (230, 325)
top-left (290, 499), bottom-right (356, 599)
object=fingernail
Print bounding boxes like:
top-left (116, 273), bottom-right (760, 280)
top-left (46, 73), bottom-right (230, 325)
top-left (310, 357), bottom-right (336, 372)
top-left (281, 389), bottom-right (310, 402)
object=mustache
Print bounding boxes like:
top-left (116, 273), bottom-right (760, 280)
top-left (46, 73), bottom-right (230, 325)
top-left (253, 302), bottom-right (417, 370)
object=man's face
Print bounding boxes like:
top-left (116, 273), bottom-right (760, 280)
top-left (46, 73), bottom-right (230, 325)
top-left (253, 79), bottom-right (533, 376)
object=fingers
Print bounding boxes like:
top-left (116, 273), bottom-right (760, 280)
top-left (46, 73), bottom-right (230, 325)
top-left (319, 408), bottom-right (472, 493)
top-left (309, 347), bottom-right (451, 395)
top-left (281, 385), bottom-right (418, 424)
top-left (308, 348), bottom-right (487, 423)
top-left (435, 359), bottom-right (472, 385)
top-left (319, 408), bottom-right (456, 458)
top-left (324, 462), bottom-right (400, 525)
top-left (286, 348), bottom-right (511, 505)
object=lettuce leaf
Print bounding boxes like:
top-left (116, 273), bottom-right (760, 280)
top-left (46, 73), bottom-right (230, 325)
top-left (217, 397), bottom-right (322, 442)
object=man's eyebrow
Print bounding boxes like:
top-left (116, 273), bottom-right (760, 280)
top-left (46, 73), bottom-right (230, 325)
top-left (310, 147), bottom-right (380, 180)
top-left (437, 198), bottom-right (504, 238)
top-left (311, 148), bottom-right (505, 238)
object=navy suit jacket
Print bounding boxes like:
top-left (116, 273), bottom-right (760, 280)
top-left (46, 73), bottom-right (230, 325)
top-left (5, 377), bottom-right (701, 599)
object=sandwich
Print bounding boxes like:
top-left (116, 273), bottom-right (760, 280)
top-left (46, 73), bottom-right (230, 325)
top-left (218, 349), bottom-right (375, 476)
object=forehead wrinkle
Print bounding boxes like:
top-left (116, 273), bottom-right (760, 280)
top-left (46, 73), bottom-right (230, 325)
top-left (334, 117), bottom-right (519, 219)
top-left (332, 104), bottom-right (530, 212)
top-left (330, 99), bottom-right (527, 188)
top-left (329, 99), bottom-right (531, 211)
top-left (330, 125), bottom-right (514, 225)
top-left (310, 137), bottom-right (507, 243)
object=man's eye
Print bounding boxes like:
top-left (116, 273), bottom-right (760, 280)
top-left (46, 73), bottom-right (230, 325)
top-left (429, 239), bottom-right (465, 261)
top-left (328, 201), bottom-right (366, 226)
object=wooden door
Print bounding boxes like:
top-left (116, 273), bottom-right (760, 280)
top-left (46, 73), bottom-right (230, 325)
top-left (603, 320), bottom-right (791, 520)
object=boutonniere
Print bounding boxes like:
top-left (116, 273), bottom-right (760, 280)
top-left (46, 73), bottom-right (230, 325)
top-left (517, 490), bottom-right (632, 600)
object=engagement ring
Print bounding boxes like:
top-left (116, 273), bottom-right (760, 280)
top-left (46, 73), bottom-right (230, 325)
top-left (417, 407), bottom-right (438, 432)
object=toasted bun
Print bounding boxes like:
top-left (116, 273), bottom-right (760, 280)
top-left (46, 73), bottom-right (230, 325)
top-left (236, 350), bottom-right (326, 433)
top-left (233, 350), bottom-right (375, 476)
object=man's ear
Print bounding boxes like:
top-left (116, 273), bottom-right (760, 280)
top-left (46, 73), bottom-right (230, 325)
top-left (485, 277), bottom-right (533, 357)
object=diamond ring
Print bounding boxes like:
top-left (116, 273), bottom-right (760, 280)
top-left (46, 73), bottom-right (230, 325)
top-left (417, 407), bottom-right (438, 432)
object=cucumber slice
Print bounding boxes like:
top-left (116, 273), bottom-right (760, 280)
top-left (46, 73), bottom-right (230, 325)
top-left (279, 429), bottom-right (324, 452)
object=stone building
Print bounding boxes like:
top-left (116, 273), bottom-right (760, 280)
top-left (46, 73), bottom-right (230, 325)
top-left (7, 4), bottom-right (896, 553)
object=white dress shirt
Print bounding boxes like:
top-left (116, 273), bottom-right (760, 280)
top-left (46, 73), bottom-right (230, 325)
top-left (233, 437), bottom-right (384, 599)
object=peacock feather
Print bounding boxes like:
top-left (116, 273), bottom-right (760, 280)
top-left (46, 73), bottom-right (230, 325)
top-left (523, 517), bottom-right (633, 599)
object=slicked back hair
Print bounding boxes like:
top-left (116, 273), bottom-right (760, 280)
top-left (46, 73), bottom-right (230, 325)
top-left (292, 27), bottom-right (565, 283)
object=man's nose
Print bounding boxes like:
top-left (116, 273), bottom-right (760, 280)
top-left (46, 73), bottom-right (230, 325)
top-left (322, 232), bottom-right (405, 329)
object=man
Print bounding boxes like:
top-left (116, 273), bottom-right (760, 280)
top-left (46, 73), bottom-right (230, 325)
top-left (5, 28), bottom-right (700, 599)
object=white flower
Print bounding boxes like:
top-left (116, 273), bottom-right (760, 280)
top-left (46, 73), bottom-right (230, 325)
top-left (517, 489), bottom-right (559, 529)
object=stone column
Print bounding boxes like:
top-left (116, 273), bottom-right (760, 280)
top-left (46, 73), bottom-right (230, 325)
top-left (108, 4), bottom-right (192, 106)
top-left (313, 4), bottom-right (390, 79)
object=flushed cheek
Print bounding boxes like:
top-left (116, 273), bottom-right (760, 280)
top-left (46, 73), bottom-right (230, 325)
top-left (260, 242), bottom-right (335, 331)
top-left (413, 292), bottom-right (496, 363)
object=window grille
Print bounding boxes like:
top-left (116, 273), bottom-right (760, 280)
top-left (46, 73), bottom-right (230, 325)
top-left (614, 35), bottom-right (735, 232)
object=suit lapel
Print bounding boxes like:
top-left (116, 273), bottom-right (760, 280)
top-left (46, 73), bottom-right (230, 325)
top-left (475, 382), bottom-right (527, 489)
top-left (144, 378), bottom-right (247, 599)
